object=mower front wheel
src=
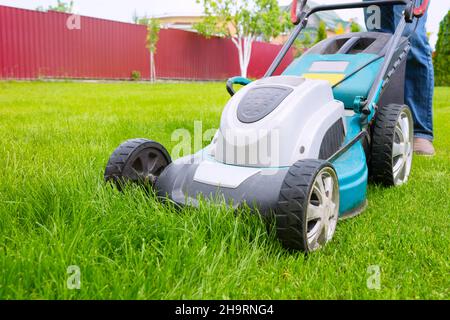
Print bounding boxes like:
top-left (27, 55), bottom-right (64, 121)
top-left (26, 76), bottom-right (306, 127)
top-left (104, 138), bottom-right (171, 189)
top-left (275, 160), bottom-right (340, 253)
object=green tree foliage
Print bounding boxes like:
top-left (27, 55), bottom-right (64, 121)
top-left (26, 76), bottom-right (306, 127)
top-left (146, 18), bottom-right (161, 55)
top-left (38, 0), bottom-right (74, 13)
top-left (136, 16), bottom-right (151, 26)
top-left (195, 0), bottom-right (290, 77)
top-left (146, 18), bottom-right (161, 82)
top-left (433, 11), bottom-right (450, 86)
top-left (294, 32), bottom-right (313, 57)
top-left (350, 21), bottom-right (361, 33)
top-left (315, 21), bottom-right (327, 44)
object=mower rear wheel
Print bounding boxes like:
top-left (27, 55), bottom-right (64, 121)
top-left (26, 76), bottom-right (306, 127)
top-left (370, 104), bottom-right (413, 186)
top-left (104, 138), bottom-right (171, 189)
top-left (276, 160), bottom-right (340, 253)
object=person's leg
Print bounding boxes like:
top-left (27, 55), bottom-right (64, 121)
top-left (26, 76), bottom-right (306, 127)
top-left (363, 1), bottom-right (435, 155)
top-left (396, 6), bottom-right (435, 154)
top-left (405, 12), bottom-right (435, 139)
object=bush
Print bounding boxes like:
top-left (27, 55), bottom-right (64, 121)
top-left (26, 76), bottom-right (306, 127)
top-left (315, 21), bottom-right (327, 44)
top-left (130, 71), bottom-right (141, 81)
top-left (294, 32), bottom-right (313, 57)
top-left (433, 11), bottom-right (450, 86)
top-left (350, 21), bottom-right (361, 33)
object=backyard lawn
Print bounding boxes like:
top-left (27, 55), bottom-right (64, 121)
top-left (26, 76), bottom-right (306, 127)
top-left (0, 81), bottom-right (448, 299)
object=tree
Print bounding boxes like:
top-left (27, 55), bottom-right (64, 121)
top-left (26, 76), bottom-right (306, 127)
top-left (132, 11), bottom-right (152, 26)
top-left (146, 18), bottom-right (161, 82)
top-left (315, 21), bottom-right (327, 44)
top-left (135, 16), bottom-right (161, 82)
top-left (433, 10), bottom-right (449, 86)
top-left (350, 21), bottom-right (361, 33)
top-left (294, 32), bottom-right (313, 57)
top-left (37, 0), bottom-right (74, 13)
top-left (195, 0), bottom-right (289, 78)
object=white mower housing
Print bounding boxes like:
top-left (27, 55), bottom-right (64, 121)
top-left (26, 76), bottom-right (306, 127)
top-left (156, 76), bottom-right (347, 212)
top-left (210, 76), bottom-right (346, 168)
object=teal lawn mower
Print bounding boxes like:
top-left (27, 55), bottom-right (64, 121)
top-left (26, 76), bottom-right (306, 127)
top-left (105, 0), bottom-right (430, 252)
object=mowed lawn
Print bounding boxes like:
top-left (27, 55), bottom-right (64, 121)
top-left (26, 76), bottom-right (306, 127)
top-left (0, 81), bottom-right (448, 300)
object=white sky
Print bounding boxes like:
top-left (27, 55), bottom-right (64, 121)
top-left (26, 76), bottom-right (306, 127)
top-left (0, 0), bottom-right (448, 48)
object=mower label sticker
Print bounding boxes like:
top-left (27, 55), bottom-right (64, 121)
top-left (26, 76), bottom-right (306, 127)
top-left (302, 73), bottom-right (345, 86)
top-left (309, 61), bottom-right (349, 72)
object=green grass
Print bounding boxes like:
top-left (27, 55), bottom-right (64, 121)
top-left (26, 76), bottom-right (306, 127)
top-left (0, 81), bottom-right (448, 300)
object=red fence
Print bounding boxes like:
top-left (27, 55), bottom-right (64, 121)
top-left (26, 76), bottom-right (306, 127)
top-left (0, 5), bottom-right (294, 81)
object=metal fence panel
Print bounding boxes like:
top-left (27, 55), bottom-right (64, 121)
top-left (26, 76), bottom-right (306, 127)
top-left (0, 5), bottom-right (293, 80)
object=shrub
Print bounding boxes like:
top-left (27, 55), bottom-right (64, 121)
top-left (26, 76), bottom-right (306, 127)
top-left (350, 21), bottom-right (361, 33)
top-left (131, 71), bottom-right (141, 81)
top-left (315, 21), bottom-right (327, 44)
top-left (433, 10), bottom-right (450, 86)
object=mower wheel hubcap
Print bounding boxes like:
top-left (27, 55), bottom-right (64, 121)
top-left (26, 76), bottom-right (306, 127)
top-left (306, 167), bottom-right (339, 251)
top-left (128, 148), bottom-right (169, 184)
top-left (393, 110), bottom-right (413, 186)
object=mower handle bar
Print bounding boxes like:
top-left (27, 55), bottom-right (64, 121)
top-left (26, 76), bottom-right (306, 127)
top-left (268, 0), bottom-right (430, 78)
top-left (413, 0), bottom-right (430, 17)
top-left (291, 0), bottom-right (430, 25)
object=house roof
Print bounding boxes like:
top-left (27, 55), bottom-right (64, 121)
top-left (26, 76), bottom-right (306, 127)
top-left (152, 13), bottom-right (205, 19)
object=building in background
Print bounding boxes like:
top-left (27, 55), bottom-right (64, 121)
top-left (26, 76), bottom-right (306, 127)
top-left (155, 13), bottom-right (205, 32)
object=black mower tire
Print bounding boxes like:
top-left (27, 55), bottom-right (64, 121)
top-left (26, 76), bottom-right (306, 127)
top-left (370, 104), bottom-right (413, 186)
top-left (275, 159), bottom-right (339, 253)
top-left (104, 138), bottom-right (171, 189)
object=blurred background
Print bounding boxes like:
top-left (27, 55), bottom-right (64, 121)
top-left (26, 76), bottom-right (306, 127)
top-left (0, 0), bottom-right (448, 81)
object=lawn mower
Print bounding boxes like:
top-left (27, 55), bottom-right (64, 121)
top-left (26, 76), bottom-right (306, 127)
top-left (105, 0), bottom-right (429, 252)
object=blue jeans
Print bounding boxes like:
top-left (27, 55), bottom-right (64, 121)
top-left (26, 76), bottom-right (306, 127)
top-left (363, 0), bottom-right (434, 141)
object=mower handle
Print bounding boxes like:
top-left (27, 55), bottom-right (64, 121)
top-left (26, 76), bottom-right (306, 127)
top-left (413, 0), bottom-right (430, 18)
top-left (291, 0), bottom-right (307, 25)
top-left (226, 76), bottom-right (252, 97)
top-left (289, 0), bottom-right (430, 25)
